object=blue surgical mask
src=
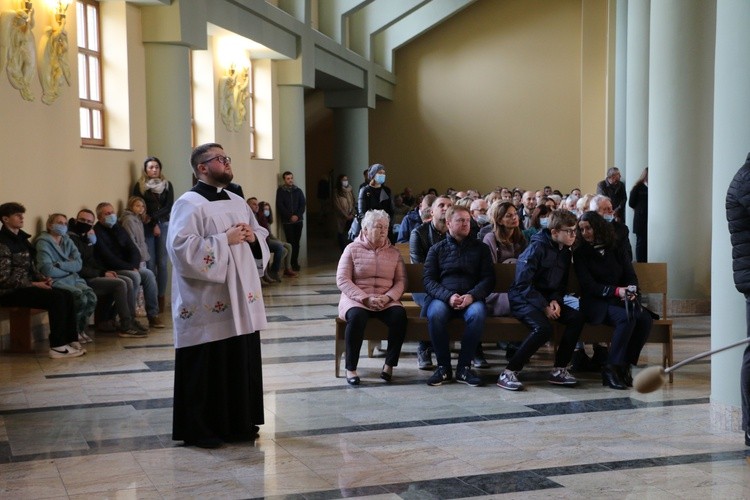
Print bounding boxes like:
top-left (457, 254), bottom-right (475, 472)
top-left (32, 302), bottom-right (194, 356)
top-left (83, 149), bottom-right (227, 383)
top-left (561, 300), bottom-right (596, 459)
top-left (88, 233), bottom-right (97, 245)
top-left (263, 209), bottom-right (270, 218)
top-left (375, 174), bottom-right (386, 184)
top-left (476, 214), bottom-right (489, 226)
top-left (104, 214), bottom-right (117, 227)
top-left (540, 217), bottom-right (549, 228)
top-left (603, 214), bottom-right (615, 223)
top-left (51, 224), bottom-right (67, 236)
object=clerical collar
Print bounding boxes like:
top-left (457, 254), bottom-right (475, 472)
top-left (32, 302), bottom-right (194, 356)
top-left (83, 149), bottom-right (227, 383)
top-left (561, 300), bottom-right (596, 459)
top-left (198, 180), bottom-right (225, 193)
top-left (192, 180), bottom-right (231, 201)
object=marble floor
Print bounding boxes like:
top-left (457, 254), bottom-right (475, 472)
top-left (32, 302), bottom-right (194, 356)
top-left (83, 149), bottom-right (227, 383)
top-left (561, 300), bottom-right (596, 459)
top-left (1, 243), bottom-right (748, 499)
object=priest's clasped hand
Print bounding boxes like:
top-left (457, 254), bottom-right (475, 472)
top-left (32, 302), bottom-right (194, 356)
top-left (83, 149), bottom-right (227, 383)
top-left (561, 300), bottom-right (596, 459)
top-left (227, 223), bottom-right (256, 245)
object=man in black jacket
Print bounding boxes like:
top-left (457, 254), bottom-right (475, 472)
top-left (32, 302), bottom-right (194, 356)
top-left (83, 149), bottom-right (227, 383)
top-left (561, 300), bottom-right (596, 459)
top-left (69, 209), bottom-right (146, 337)
top-left (423, 205), bottom-right (495, 387)
top-left (596, 167), bottom-right (627, 222)
top-left (499, 210), bottom-right (584, 391)
top-left (275, 171), bottom-right (306, 271)
top-left (410, 195), bottom-right (452, 370)
top-left (726, 152), bottom-right (750, 447)
top-left (94, 202), bottom-right (164, 329)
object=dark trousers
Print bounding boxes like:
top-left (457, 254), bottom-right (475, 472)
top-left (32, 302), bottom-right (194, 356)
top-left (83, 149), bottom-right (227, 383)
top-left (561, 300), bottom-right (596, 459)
top-left (508, 303), bottom-right (584, 372)
top-left (344, 306), bottom-right (407, 371)
top-left (604, 304), bottom-right (652, 366)
top-left (283, 221), bottom-right (303, 268)
top-left (743, 294), bottom-right (750, 431)
top-left (635, 232), bottom-right (647, 263)
top-left (0, 286), bottom-right (77, 348)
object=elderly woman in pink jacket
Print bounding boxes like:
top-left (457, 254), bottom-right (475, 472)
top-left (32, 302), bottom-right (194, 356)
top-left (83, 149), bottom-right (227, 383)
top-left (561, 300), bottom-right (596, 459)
top-left (336, 209), bottom-right (407, 385)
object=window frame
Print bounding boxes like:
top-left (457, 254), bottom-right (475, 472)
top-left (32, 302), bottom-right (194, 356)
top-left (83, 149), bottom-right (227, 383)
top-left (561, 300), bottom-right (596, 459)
top-left (77, 0), bottom-right (105, 146)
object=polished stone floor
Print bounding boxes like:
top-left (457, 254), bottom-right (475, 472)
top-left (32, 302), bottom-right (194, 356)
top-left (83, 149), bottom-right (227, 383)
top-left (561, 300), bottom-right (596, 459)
top-left (0, 245), bottom-right (748, 499)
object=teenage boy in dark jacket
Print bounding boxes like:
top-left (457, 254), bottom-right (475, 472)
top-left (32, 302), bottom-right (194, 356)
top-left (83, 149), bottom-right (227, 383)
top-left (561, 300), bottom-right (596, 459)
top-left (498, 210), bottom-right (584, 391)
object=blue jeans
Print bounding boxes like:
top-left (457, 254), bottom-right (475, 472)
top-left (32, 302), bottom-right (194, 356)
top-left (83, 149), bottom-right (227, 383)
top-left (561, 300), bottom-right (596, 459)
top-left (145, 221), bottom-right (169, 297)
top-left (426, 299), bottom-right (486, 369)
top-left (117, 268), bottom-right (159, 318)
top-left (267, 238), bottom-right (284, 273)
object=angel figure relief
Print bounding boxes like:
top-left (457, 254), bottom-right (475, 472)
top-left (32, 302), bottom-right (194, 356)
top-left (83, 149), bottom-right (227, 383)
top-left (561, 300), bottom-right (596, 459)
top-left (219, 65), bottom-right (250, 132)
top-left (0, 1), bottom-right (37, 101)
top-left (38, 8), bottom-right (70, 104)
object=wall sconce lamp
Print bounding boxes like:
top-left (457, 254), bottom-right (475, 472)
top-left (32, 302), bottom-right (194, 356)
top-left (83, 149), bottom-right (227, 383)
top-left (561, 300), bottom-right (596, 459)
top-left (38, 0), bottom-right (71, 104)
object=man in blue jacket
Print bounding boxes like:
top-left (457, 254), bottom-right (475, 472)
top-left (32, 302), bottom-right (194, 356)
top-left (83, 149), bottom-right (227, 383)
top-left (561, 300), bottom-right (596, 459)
top-left (423, 205), bottom-right (495, 387)
top-left (499, 210), bottom-right (583, 391)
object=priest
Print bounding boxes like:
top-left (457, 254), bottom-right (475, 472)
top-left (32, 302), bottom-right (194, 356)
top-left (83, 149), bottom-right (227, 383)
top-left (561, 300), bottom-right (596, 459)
top-left (167, 142), bottom-right (269, 449)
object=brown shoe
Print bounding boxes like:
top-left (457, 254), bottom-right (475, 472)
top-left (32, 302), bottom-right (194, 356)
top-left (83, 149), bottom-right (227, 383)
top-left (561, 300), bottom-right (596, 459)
top-left (148, 316), bottom-right (166, 329)
top-left (158, 296), bottom-right (166, 314)
top-left (283, 269), bottom-right (299, 277)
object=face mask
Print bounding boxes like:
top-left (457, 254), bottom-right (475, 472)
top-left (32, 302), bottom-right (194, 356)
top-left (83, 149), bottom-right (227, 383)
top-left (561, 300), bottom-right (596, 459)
top-left (540, 217), bottom-right (549, 228)
top-left (263, 210), bottom-right (270, 218)
top-left (603, 214), bottom-right (615, 223)
top-left (375, 174), bottom-right (386, 184)
top-left (72, 220), bottom-right (92, 235)
top-left (51, 224), bottom-right (67, 236)
top-left (88, 233), bottom-right (97, 245)
top-left (104, 214), bottom-right (117, 227)
top-left (342, 180), bottom-right (349, 187)
top-left (569, 210), bottom-right (579, 217)
top-left (476, 214), bottom-right (489, 226)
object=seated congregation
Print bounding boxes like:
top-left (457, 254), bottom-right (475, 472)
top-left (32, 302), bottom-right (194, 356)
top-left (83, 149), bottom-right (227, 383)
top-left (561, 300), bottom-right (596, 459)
top-left (336, 171), bottom-right (657, 392)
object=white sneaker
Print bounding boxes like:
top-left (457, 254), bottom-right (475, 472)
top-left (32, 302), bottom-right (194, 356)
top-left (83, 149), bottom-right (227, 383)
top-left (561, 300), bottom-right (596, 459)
top-left (68, 341), bottom-right (86, 353)
top-left (49, 345), bottom-right (85, 359)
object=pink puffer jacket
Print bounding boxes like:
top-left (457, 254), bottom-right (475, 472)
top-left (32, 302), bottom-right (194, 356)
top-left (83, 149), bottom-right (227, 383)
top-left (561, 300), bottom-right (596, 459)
top-left (336, 233), bottom-right (406, 319)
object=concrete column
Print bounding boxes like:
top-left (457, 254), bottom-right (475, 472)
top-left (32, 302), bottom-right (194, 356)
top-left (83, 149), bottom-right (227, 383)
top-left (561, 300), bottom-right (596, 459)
top-left (333, 107), bottom-right (369, 188)
top-left (144, 44), bottom-right (193, 196)
top-left (624, 0), bottom-right (649, 236)
top-left (710, 0), bottom-right (750, 431)
top-left (647, 0), bottom-right (715, 305)
top-left (613, 0), bottom-right (628, 176)
top-left (279, 85), bottom-right (307, 267)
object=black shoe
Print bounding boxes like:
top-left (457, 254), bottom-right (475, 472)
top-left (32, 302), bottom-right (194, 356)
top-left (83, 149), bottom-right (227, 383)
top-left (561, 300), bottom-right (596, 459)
top-left (380, 364), bottom-right (392, 383)
top-left (427, 366), bottom-right (453, 386)
top-left (745, 430), bottom-right (750, 447)
top-left (472, 356), bottom-right (490, 369)
top-left (591, 345), bottom-right (608, 371)
top-left (456, 366), bottom-right (483, 387)
top-left (601, 365), bottom-right (626, 390)
top-left (569, 349), bottom-right (591, 373)
top-left (186, 437), bottom-right (223, 449)
top-left (618, 365), bottom-right (633, 388)
top-left (292, 264), bottom-right (301, 272)
top-left (346, 372), bottom-right (360, 385)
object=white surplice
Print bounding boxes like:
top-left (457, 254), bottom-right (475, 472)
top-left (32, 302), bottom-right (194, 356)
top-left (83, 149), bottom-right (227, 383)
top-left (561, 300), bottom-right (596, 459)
top-left (167, 190), bottom-right (269, 348)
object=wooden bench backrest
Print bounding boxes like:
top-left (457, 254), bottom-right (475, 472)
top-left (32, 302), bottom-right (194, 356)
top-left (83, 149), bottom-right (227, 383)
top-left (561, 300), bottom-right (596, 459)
top-left (404, 261), bottom-right (669, 317)
top-left (395, 243), bottom-right (411, 262)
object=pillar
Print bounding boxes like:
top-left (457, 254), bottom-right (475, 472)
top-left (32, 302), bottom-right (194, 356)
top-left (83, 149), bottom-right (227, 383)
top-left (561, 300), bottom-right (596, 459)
top-left (647, 0), bottom-right (715, 305)
top-left (279, 85), bottom-right (308, 267)
top-left (144, 44), bottom-right (194, 196)
top-left (624, 0), bottom-right (649, 236)
top-left (333, 107), bottom-right (370, 188)
top-left (710, 0), bottom-right (750, 431)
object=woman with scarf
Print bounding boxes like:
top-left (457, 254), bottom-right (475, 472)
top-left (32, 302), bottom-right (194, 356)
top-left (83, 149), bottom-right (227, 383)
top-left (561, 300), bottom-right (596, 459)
top-left (333, 174), bottom-right (355, 251)
top-left (132, 156), bottom-right (173, 313)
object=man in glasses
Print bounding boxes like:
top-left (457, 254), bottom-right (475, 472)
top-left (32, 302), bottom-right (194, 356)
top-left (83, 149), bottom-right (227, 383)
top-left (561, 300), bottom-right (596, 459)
top-left (168, 143), bottom-right (270, 449)
top-left (498, 210), bottom-right (584, 391)
top-left (423, 205), bottom-right (495, 387)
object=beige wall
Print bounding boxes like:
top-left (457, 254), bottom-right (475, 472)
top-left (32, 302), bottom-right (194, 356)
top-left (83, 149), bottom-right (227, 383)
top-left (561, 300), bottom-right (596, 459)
top-left (0, 1), bottom-right (147, 230)
top-left (369, 0), bottom-right (611, 196)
